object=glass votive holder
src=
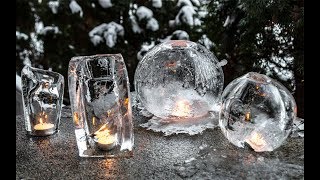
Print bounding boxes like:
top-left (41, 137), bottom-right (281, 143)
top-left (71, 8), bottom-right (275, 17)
top-left (21, 66), bottom-right (64, 136)
top-left (68, 54), bottom-right (134, 158)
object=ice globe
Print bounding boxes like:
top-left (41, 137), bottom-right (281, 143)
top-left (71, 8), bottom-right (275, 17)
top-left (134, 40), bottom-right (224, 124)
top-left (219, 72), bottom-right (297, 152)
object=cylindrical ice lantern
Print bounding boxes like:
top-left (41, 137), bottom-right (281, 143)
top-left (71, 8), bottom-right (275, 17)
top-left (21, 66), bottom-right (64, 136)
top-left (134, 40), bottom-right (224, 122)
top-left (68, 54), bottom-right (134, 158)
top-left (219, 72), bottom-right (297, 152)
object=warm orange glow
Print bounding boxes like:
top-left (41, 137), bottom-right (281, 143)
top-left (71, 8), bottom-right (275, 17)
top-left (73, 112), bottom-right (80, 125)
top-left (172, 100), bottom-right (191, 117)
top-left (35, 112), bottom-right (54, 130)
top-left (246, 132), bottom-right (266, 150)
top-left (92, 117), bottom-right (96, 126)
top-left (94, 124), bottom-right (110, 138)
top-left (124, 98), bottom-right (129, 106)
top-left (245, 112), bottom-right (250, 121)
top-left (256, 86), bottom-right (260, 90)
top-left (94, 124), bottom-right (116, 150)
top-left (39, 117), bottom-right (43, 124)
top-left (259, 93), bottom-right (266, 97)
top-left (171, 40), bottom-right (187, 47)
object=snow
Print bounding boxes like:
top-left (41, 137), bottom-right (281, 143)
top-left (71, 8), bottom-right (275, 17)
top-left (16, 74), bottom-right (22, 91)
top-left (136, 6), bottom-right (153, 21)
top-left (129, 15), bottom-right (143, 33)
top-left (177, 0), bottom-right (193, 7)
top-left (217, 59), bottom-right (228, 67)
top-left (190, 0), bottom-right (200, 6)
top-left (151, 0), bottom-right (162, 8)
top-left (88, 22), bottom-right (124, 48)
top-left (90, 35), bottom-right (104, 46)
top-left (69, 0), bottom-right (83, 17)
top-left (223, 15), bottom-right (235, 27)
top-left (48, 1), bottom-right (59, 14)
top-left (39, 26), bottom-right (61, 35)
top-left (146, 18), bottom-right (159, 31)
top-left (16, 31), bottom-right (28, 40)
top-left (137, 41), bottom-right (155, 61)
top-left (98, 0), bottom-right (112, 8)
top-left (175, 5), bottom-right (196, 26)
top-left (171, 30), bottom-right (189, 40)
top-left (198, 34), bottom-right (214, 49)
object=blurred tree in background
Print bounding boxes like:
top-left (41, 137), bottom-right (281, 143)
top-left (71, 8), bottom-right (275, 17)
top-left (16, 0), bottom-right (304, 117)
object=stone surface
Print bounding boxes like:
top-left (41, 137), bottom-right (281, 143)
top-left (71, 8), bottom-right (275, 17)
top-left (16, 106), bottom-right (304, 179)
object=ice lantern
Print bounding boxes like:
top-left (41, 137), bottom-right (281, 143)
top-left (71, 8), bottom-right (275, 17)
top-left (21, 66), bottom-right (64, 136)
top-left (134, 40), bottom-right (224, 127)
top-left (219, 72), bottom-right (297, 152)
top-left (68, 54), bottom-right (134, 158)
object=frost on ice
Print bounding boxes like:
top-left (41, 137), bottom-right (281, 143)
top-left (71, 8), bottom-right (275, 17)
top-left (48, 1), bottom-right (59, 14)
top-left (69, 0), bottom-right (83, 17)
top-left (88, 22), bottom-right (124, 48)
top-left (134, 40), bottom-right (224, 135)
top-left (98, 0), bottom-right (112, 8)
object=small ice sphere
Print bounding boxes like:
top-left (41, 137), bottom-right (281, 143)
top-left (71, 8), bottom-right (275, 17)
top-left (134, 40), bottom-right (224, 120)
top-left (219, 72), bottom-right (297, 152)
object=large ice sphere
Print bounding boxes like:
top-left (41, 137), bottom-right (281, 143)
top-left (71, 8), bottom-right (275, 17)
top-left (219, 72), bottom-right (297, 152)
top-left (134, 40), bottom-right (224, 120)
top-left (21, 66), bottom-right (64, 136)
top-left (68, 54), bottom-right (134, 158)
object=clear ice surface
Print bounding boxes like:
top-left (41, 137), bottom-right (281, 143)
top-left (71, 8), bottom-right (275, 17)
top-left (134, 40), bottom-right (224, 135)
top-left (21, 66), bottom-right (64, 135)
top-left (219, 72), bottom-right (297, 152)
top-left (68, 54), bottom-right (134, 157)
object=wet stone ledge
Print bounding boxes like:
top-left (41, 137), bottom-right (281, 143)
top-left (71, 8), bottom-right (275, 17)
top-left (16, 106), bottom-right (304, 179)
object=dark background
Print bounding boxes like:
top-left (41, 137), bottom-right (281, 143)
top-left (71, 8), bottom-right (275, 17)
top-left (16, 0), bottom-right (304, 118)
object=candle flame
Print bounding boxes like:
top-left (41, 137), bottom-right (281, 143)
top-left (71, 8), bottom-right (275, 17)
top-left (172, 100), bottom-right (191, 117)
top-left (94, 124), bottom-right (111, 139)
top-left (39, 117), bottom-right (43, 124)
top-left (245, 112), bottom-right (250, 121)
top-left (92, 117), bottom-right (96, 126)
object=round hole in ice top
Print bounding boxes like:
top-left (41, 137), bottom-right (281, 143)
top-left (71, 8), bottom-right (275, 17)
top-left (134, 40), bottom-right (224, 120)
top-left (246, 72), bottom-right (271, 84)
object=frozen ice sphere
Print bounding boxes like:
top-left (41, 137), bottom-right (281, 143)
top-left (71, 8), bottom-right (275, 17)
top-left (134, 40), bottom-right (224, 120)
top-left (219, 72), bottom-right (297, 152)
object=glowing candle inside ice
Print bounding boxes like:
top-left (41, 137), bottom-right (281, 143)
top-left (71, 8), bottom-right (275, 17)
top-left (34, 113), bottom-right (54, 131)
top-left (172, 100), bottom-right (191, 117)
top-left (94, 124), bottom-right (116, 151)
top-left (245, 132), bottom-right (267, 152)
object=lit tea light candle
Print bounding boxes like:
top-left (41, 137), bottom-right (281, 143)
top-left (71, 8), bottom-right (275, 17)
top-left (245, 132), bottom-right (267, 152)
top-left (245, 112), bottom-right (250, 121)
top-left (172, 100), bottom-right (191, 117)
top-left (33, 113), bottom-right (55, 136)
top-left (94, 124), bottom-right (116, 151)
